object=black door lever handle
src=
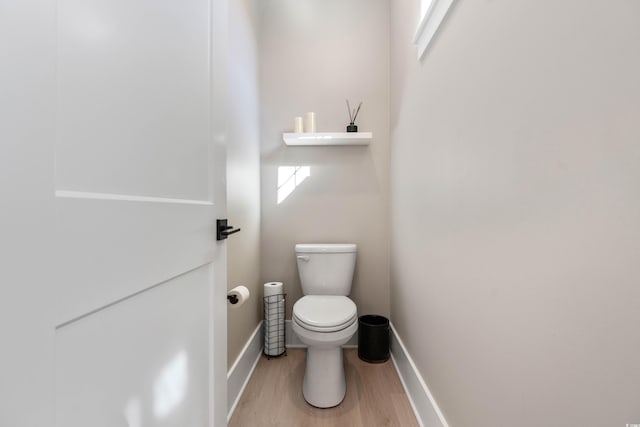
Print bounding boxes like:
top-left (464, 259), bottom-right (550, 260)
top-left (217, 219), bottom-right (241, 241)
top-left (223, 226), bottom-right (241, 236)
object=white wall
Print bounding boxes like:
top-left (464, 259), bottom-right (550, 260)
top-left (258, 0), bottom-right (391, 318)
top-left (227, 0), bottom-right (262, 369)
top-left (390, 1), bottom-right (640, 426)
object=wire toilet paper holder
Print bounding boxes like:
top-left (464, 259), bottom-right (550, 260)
top-left (263, 293), bottom-right (286, 359)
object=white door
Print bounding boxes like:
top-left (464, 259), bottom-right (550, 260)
top-left (0, 0), bottom-right (228, 426)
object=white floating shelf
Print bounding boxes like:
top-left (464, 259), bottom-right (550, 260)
top-left (283, 132), bottom-right (372, 146)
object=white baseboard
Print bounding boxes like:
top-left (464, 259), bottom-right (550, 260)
top-left (285, 319), bottom-right (358, 348)
top-left (390, 322), bottom-right (449, 427)
top-left (227, 321), bottom-right (263, 423)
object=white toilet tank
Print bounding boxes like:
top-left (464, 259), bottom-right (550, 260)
top-left (295, 243), bottom-right (357, 296)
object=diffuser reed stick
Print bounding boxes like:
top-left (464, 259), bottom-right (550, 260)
top-left (346, 99), bottom-right (363, 132)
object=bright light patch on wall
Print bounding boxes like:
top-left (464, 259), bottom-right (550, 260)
top-left (153, 351), bottom-right (188, 419)
top-left (277, 166), bottom-right (310, 204)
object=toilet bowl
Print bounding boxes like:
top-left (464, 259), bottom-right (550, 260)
top-left (292, 244), bottom-right (358, 408)
top-left (292, 295), bottom-right (358, 408)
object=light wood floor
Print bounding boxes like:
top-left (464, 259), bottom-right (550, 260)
top-left (228, 349), bottom-right (419, 427)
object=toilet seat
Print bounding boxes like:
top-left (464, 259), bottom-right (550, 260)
top-left (293, 296), bottom-right (357, 333)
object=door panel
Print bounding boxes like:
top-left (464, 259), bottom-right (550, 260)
top-left (55, 197), bottom-right (214, 325)
top-left (52, 0), bottom-right (226, 425)
top-left (1, 0), bottom-right (227, 425)
top-left (55, 265), bottom-right (211, 427)
top-left (55, 0), bottom-right (211, 201)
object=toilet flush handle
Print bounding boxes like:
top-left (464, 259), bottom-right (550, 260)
top-left (297, 255), bottom-right (310, 262)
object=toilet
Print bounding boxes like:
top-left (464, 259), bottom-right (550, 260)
top-left (292, 243), bottom-right (358, 408)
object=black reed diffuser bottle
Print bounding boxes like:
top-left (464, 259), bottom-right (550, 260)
top-left (346, 100), bottom-right (362, 132)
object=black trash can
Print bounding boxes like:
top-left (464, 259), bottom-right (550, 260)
top-left (358, 315), bottom-right (390, 363)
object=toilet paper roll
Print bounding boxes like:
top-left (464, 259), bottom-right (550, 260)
top-left (264, 282), bottom-right (284, 297)
top-left (227, 285), bottom-right (250, 308)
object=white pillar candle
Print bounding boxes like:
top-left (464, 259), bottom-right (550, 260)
top-left (304, 112), bottom-right (317, 133)
top-left (294, 116), bottom-right (304, 133)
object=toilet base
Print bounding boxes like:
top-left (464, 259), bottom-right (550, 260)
top-left (302, 346), bottom-right (345, 408)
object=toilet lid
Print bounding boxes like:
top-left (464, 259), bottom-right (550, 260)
top-left (293, 296), bottom-right (357, 332)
